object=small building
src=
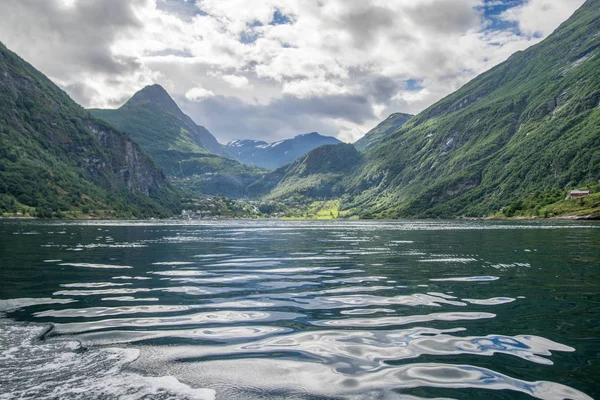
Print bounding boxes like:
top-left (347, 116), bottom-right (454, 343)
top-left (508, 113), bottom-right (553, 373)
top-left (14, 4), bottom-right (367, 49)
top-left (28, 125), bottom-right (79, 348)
top-left (566, 190), bottom-right (590, 199)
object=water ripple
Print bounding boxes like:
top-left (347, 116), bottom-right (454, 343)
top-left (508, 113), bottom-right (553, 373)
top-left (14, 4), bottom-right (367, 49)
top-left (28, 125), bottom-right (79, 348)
top-left (2, 219), bottom-right (597, 399)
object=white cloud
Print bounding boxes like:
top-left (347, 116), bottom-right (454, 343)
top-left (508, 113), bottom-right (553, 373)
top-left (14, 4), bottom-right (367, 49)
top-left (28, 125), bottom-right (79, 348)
top-left (185, 85), bottom-right (215, 101)
top-left (0, 0), bottom-right (587, 142)
top-left (501, 0), bottom-right (585, 37)
top-left (282, 79), bottom-right (352, 98)
top-left (220, 74), bottom-right (251, 88)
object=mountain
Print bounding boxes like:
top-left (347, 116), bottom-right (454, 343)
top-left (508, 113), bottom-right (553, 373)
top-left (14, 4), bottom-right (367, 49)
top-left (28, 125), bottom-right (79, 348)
top-left (260, 0), bottom-right (600, 218)
top-left (354, 112), bottom-right (413, 152)
top-left (248, 143), bottom-right (361, 200)
top-left (225, 132), bottom-right (342, 170)
top-left (0, 43), bottom-right (180, 218)
top-left (91, 84), bottom-right (229, 174)
top-left (346, 0), bottom-right (600, 218)
top-left (91, 85), bottom-right (264, 198)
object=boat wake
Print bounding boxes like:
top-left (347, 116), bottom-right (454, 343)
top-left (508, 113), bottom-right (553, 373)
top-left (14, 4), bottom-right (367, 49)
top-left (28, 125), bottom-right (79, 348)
top-left (0, 315), bottom-right (215, 400)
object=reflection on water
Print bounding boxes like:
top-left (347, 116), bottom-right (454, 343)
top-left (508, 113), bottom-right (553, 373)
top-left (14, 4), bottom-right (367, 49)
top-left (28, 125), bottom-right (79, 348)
top-left (0, 219), bottom-right (599, 399)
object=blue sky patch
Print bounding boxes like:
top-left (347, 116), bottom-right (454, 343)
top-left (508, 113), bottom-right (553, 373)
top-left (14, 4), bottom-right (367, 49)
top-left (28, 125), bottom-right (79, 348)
top-left (271, 10), bottom-right (292, 26)
top-left (478, 0), bottom-right (526, 34)
top-left (405, 79), bottom-right (424, 92)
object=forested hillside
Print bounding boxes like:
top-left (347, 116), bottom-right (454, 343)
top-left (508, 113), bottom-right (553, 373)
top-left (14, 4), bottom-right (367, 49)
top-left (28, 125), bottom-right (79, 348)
top-left (261, 0), bottom-right (599, 218)
top-left (0, 43), bottom-right (180, 218)
top-left (354, 113), bottom-right (412, 152)
top-left (349, 0), bottom-right (599, 217)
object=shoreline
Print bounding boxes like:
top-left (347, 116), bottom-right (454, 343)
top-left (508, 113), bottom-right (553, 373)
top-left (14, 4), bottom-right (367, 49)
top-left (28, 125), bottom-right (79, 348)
top-left (1, 215), bottom-right (599, 222)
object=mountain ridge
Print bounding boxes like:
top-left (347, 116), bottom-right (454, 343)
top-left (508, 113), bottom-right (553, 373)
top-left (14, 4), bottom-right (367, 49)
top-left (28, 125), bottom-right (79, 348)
top-left (248, 143), bottom-right (361, 200)
top-left (348, 0), bottom-right (600, 217)
top-left (354, 112), bottom-right (413, 152)
top-left (224, 132), bottom-right (342, 170)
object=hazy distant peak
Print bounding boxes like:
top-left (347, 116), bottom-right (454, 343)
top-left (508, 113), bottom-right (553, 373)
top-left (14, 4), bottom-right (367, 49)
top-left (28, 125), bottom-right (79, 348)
top-left (225, 132), bottom-right (341, 169)
top-left (296, 132), bottom-right (320, 137)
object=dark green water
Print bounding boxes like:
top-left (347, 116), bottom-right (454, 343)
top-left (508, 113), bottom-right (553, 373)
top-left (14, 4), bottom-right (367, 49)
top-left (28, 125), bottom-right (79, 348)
top-left (0, 220), bottom-right (599, 399)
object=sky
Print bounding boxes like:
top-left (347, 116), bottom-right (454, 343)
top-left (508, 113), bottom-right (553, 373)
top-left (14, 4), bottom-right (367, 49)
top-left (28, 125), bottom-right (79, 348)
top-left (0, 0), bottom-right (586, 143)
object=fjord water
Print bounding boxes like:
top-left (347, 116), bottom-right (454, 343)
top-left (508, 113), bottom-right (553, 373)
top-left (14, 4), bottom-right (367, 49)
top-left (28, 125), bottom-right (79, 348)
top-left (0, 220), bottom-right (599, 399)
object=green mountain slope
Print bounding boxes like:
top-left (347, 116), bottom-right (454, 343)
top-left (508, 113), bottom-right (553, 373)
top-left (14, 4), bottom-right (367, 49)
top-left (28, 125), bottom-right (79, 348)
top-left (91, 85), bottom-right (229, 173)
top-left (91, 85), bottom-right (265, 198)
top-left (248, 143), bottom-right (361, 200)
top-left (0, 43), bottom-right (180, 218)
top-left (354, 112), bottom-right (413, 152)
top-left (256, 0), bottom-right (599, 218)
top-left (351, 0), bottom-right (600, 218)
top-left (326, 0), bottom-right (599, 218)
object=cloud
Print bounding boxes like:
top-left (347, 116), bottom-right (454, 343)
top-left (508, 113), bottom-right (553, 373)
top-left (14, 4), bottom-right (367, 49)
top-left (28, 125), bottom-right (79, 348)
top-left (0, 0), bottom-right (587, 143)
top-left (177, 91), bottom-right (375, 143)
top-left (220, 74), bottom-right (251, 88)
top-left (501, 0), bottom-right (585, 37)
top-left (185, 85), bottom-right (215, 101)
top-left (406, 0), bottom-right (482, 34)
top-left (0, 0), bottom-right (154, 107)
top-left (282, 79), bottom-right (352, 98)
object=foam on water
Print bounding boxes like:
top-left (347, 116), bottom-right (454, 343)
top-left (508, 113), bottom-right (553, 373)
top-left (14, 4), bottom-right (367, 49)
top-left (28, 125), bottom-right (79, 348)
top-left (151, 261), bottom-right (196, 265)
top-left (0, 318), bottom-right (215, 400)
top-left (0, 298), bottom-right (76, 311)
top-left (58, 263), bottom-right (133, 269)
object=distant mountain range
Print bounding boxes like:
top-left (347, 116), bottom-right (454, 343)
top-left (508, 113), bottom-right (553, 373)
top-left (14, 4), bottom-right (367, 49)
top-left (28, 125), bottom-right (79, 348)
top-left (225, 133), bottom-right (341, 170)
top-left (91, 85), bottom-right (345, 196)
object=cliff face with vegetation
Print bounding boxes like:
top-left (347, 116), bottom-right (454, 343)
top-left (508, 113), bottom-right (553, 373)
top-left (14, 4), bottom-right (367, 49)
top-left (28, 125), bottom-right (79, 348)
top-left (91, 84), bottom-right (228, 174)
top-left (0, 43), bottom-right (180, 218)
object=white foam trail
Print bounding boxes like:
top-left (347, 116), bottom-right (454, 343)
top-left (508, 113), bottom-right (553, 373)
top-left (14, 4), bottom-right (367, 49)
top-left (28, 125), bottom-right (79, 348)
top-left (0, 318), bottom-right (215, 400)
top-left (59, 263), bottom-right (133, 269)
top-left (151, 261), bottom-right (196, 265)
top-left (0, 298), bottom-right (76, 312)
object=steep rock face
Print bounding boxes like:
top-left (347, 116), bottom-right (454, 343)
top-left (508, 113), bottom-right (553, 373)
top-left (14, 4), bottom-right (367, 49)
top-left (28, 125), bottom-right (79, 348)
top-left (0, 42), bottom-right (179, 217)
top-left (85, 120), bottom-right (167, 194)
top-left (354, 113), bottom-right (413, 152)
top-left (225, 132), bottom-right (342, 169)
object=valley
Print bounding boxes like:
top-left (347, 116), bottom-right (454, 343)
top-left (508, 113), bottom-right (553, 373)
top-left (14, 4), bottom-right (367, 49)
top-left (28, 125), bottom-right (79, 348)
top-left (1, 0), bottom-right (598, 220)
